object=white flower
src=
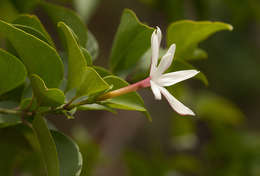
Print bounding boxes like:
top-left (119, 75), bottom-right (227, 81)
top-left (149, 27), bottom-right (199, 116)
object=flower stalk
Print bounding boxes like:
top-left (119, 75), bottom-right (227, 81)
top-left (98, 77), bottom-right (151, 101)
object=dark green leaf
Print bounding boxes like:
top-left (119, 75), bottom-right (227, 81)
top-left (32, 114), bottom-right (60, 176)
top-left (13, 24), bottom-right (50, 44)
top-left (0, 49), bottom-right (27, 96)
top-left (77, 67), bottom-right (110, 97)
top-left (86, 31), bottom-right (99, 60)
top-left (13, 14), bottom-right (55, 47)
top-left (81, 47), bottom-right (93, 66)
top-left (11, 0), bottom-right (39, 12)
top-left (0, 0), bottom-right (18, 22)
top-left (31, 74), bottom-right (65, 107)
top-left (93, 66), bottom-right (112, 78)
top-left (109, 9), bottom-right (154, 76)
top-left (40, 1), bottom-right (87, 46)
top-left (58, 22), bottom-right (88, 92)
top-left (0, 19), bottom-right (64, 88)
top-left (51, 130), bottom-right (83, 176)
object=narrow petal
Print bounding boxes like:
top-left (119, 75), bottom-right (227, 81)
top-left (150, 80), bottom-right (162, 100)
top-left (155, 26), bottom-right (162, 45)
top-left (157, 70), bottom-right (199, 87)
top-left (156, 44), bottom-right (176, 75)
top-left (160, 87), bottom-right (195, 116)
top-left (150, 27), bottom-right (162, 76)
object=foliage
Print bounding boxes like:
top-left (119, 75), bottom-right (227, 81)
top-left (0, 0), bottom-right (244, 175)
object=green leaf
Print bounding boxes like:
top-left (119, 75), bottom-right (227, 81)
top-left (13, 24), bottom-right (51, 44)
top-left (20, 97), bottom-right (38, 111)
top-left (0, 49), bottom-right (27, 96)
top-left (11, 0), bottom-right (39, 12)
top-left (167, 20), bottom-right (233, 60)
top-left (81, 47), bottom-right (93, 66)
top-left (188, 48), bottom-right (208, 61)
top-left (103, 75), bottom-right (151, 120)
top-left (78, 103), bottom-right (116, 113)
top-left (195, 91), bottom-right (245, 126)
top-left (0, 19), bottom-right (64, 88)
top-left (77, 67), bottom-right (110, 97)
top-left (32, 114), bottom-right (60, 176)
top-left (0, 0), bottom-right (18, 22)
top-left (51, 130), bottom-right (83, 176)
top-left (93, 66), bottom-right (112, 78)
top-left (31, 74), bottom-right (65, 107)
top-left (12, 14), bottom-right (55, 47)
top-left (168, 59), bottom-right (208, 86)
top-left (86, 31), bottom-right (99, 60)
top-left (0, 125), bottom-right (35, 175)
top-left (58, 22), bottom-right (87, 92)
top-left (109, 9), bottom-right (154, 76)
top-left (40, 1), bottom-right (87, 46)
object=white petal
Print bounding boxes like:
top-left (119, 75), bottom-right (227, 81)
top-left (150, 27), bottom-right (162, 76)
top-left (150, 80), bottom-right (162, 100)
top-left (157, 70), bottom-right (199, 87)
top-left (155, 26), bottom-right (162, 45)
top-left (160, 87), bottom-right (195, 116)
top-left (156, 44), bottom-right (176, 75)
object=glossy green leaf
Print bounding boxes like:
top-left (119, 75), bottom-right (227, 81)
top-left (0, 19), bottom-right (64, 88)
top-left (13, 24), bottom-right (50, 44)
top-left (86, 31), bottom-right (99, 60)
top-left (167, 20), bottom-right (233, 60)
top-left (58, 22), bottom-right (87, 92)
top-left (40, 1), bottom-right (87, 46)
top-left (103, 75), bottom-right (151, 120)
top-left (51, 130), bottom-right (83, 176)
top-left (0, 49), bottom-right (27, 96)
top-left (13, 14), bottom-right (55, 47)
top-left (77, 67), bottom-right (110, 97)
top-left (32, 114), bottom-right (60, 176)
top-left (109, 9), bottom-right (154, 76)
top-left (31, 74), bottom-right (65, 107)
top-left (78, 103), bottom-right (116, 113)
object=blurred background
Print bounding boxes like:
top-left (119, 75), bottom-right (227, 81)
top-left (1, 0), bottom-right (260, 175)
